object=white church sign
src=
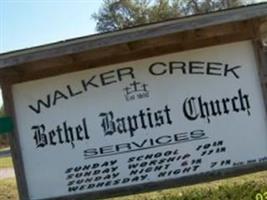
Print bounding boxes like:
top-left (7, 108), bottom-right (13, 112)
top-left (11, 41), bottom-right (267, 199)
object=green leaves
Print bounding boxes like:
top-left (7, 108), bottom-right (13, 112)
top-left (92, 0), bottom-right (245, 32)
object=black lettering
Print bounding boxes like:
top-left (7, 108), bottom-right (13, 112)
top-left (117, 67), bottom-right (135, 81)
top-left (29, 95), bottom-right (51, 114)
top-left (189, 61), bottom-right (204, 74)
top-left (169, 61), bottom-right (186, 74)
top-left (81, 75), bottom-right (99, 91)
top-left (84, 148), bottom-right (98, 158)
top-left (149, 62), bottom-right (167, 75)
top-left (67, 85), bottom-right (83, 97)
top-left (224, 65), bottom-right (241, 79)
top-left (206, 62), bottom-right (222, 76)
top-left (53, 90), bottom-right (68, 105)
top-left (100, 70), bottom-right (116, 86)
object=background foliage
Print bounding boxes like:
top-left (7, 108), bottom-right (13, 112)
top-left (92, 0), bottom-right (247, 32)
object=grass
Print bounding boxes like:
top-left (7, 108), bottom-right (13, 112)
top-left (0, 168), bottom-right (266, 200)
top-left (0, 178), bottom-right (18, 200)
top-left (0, 157), bottom-right (13, 169)
top-left (110, 170), bottom-right (267, 200)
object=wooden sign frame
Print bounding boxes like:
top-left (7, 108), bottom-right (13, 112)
top-left (1, 4), bottom-right (267, 200)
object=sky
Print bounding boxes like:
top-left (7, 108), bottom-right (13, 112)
top-left (0, 0), bottom-right (267, 107)
top-left (0, 0), bottom-right (103, 108)
top-left (1, 0), bottom-right (267, 54)
top-left (0, 0), bottom-right (102, 53)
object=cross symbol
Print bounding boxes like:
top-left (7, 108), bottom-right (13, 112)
top-left (142, 83), bottom-right (148, 91)
top-left (130, 81), bottom-right (141, 92)
top-left (123, 86), bottom-right (131, 95)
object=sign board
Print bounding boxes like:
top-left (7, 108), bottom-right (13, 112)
top-left (11, 41), bottom-right (267, 199)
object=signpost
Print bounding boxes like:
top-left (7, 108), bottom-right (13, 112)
top-left (0, 4), bottom-right (267, 200)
